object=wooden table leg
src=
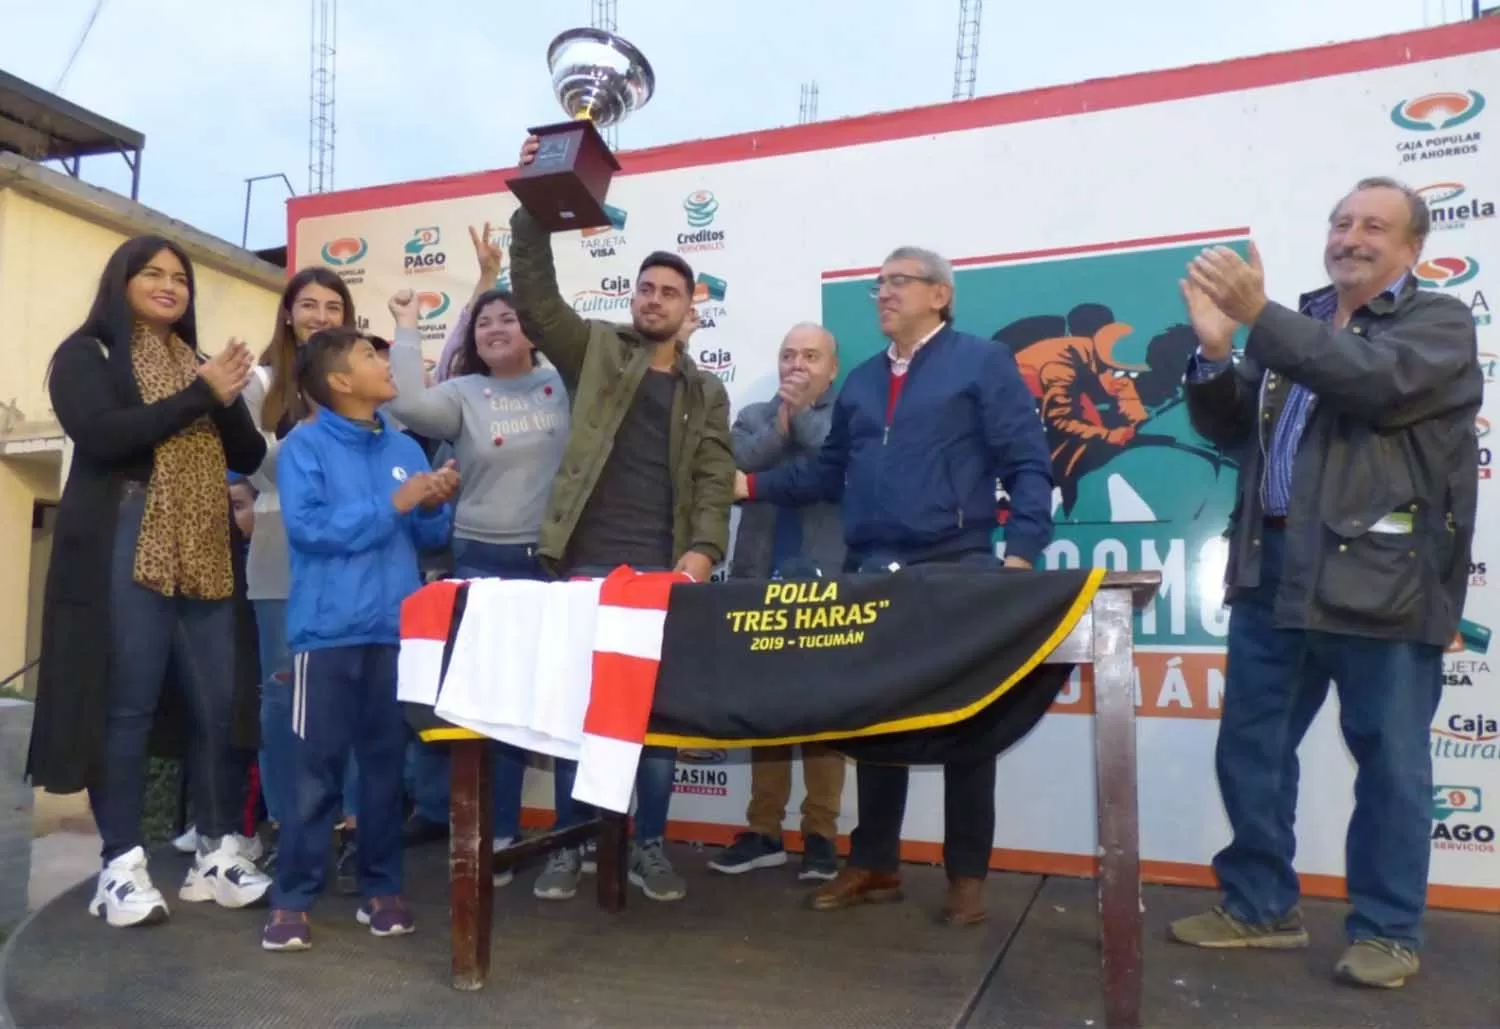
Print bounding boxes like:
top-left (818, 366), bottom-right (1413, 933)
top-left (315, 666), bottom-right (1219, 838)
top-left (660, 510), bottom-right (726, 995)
top-left (595, 810), bottom-right (630, 913)
top-left (1091, 587), bottom-right (1143, 1029)
top-left (449, 738), bottom-right (494, 991)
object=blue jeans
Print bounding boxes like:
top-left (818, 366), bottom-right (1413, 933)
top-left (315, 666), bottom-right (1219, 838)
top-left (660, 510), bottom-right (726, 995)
top-left (1212, 529), bottom-right (1444, 948)
top-left (564, 563), bottom-right (677, 843)
top-left (273, 645), bottom-right (406, 910)
top-left (256, 599), bottom-right (357, 826)
top-left (409, 540), bottom-right (546, 840)
top-left (89, 486), bottom-right (241, 861)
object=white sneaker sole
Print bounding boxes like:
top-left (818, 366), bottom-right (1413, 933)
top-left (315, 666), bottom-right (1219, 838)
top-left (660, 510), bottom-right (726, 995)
top-left (90, 895), bottom-right (169, 928)
top-left (355, 909), bottom-right (415, 937)
top-left (179, 871), bottom-right (272, 908)
top-left (628, 871), bottom-right (686, 902)
top-left (709, 850), bottom-right (788, 874)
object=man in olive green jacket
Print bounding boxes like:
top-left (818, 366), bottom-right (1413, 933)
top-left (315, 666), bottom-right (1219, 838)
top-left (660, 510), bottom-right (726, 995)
top-left (506, 133), bottom-right (736, 905)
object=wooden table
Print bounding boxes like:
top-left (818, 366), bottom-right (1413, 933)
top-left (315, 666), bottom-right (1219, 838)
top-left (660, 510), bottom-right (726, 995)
top-left (445, 569), bottom-right (1162, 1029)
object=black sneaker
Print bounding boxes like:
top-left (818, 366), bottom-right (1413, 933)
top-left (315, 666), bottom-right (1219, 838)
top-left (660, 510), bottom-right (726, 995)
top-left (708, 832), bottom-right (787, 874)
top-left (799, 833), bottom-right (839, 881)
top-left (334, 828), bottom-right (359, 896)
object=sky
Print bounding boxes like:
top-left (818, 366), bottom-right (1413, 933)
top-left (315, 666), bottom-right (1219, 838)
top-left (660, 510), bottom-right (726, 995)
top-left (0, 0), bottom-right (1477, 250)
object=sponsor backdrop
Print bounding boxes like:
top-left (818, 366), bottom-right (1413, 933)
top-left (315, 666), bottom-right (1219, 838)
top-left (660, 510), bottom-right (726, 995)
top-left (290, 27), bottom-right (1499, 911)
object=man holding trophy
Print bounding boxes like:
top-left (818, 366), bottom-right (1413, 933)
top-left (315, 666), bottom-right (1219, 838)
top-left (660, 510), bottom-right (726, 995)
top-left (501, 36), bottom-right (736, 900)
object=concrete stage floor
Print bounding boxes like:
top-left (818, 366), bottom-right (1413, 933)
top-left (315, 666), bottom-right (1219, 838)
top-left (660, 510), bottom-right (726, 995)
top-left (2, 842), bottom-right (1495, 1028)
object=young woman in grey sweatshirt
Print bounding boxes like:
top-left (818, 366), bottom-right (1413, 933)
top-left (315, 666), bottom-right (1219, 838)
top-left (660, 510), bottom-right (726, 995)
top-left (384, 284), bottom-right (571, 882)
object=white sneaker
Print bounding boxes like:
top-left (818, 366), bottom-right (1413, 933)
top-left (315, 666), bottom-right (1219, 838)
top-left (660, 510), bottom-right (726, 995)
top-left (89, 846), bottom-right (170, 928)
top-left (179, 834), bottom-right (273, 908)
top-left (492, 835), bottom-right (515, 887)
top-left (237, 832), bottom-right (266, 864)
top-left (171, 826), bottom-right (199, 853)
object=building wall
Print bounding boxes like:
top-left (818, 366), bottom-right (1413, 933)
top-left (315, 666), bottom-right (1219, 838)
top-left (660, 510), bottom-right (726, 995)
top-left (0, 157), bottom-right (284, 699)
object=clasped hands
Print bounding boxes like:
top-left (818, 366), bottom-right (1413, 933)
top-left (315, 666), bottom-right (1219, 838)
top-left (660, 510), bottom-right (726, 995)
top-left (1180, 241), bottom-right (1268, 362)
top-left (392, 460), bottom-right (461, 514)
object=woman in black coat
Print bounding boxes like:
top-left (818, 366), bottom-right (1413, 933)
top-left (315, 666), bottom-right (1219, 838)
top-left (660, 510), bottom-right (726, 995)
top-left (28, 235), bottom-right (274, 928)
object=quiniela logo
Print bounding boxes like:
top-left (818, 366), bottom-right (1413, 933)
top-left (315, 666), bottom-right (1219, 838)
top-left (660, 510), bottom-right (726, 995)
top-left (1416, 182), bottom-right (1495, 231)
top-left (679, 190), bottom-right (726, 253)
top-left (1415, 257), bottom-right (1489, 326)
top-left (571, 275), bottom-right (633, 315)
top-left (403, 227), bottom-right (447, 273)
top-left (319, 236), bottom-right (368, 284)
top-left (580, 204), bottom-right (628, 259)
top-left (1393, 90), bottom-right (1485, 164)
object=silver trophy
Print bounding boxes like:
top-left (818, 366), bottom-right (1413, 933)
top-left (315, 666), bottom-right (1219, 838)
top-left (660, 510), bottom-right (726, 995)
top-left (506, 28), bottom-right (656, 232)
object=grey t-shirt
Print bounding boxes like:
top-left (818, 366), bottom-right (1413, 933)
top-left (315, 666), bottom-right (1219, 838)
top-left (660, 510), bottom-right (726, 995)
top-left (566, 368), bottom-right (677, 570)
top-left (385, 327), bottom-right (570, 545)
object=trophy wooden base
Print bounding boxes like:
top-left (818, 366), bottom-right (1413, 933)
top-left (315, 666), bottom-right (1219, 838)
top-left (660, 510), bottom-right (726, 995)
top-left (505, 119), bottom-right (622, 233)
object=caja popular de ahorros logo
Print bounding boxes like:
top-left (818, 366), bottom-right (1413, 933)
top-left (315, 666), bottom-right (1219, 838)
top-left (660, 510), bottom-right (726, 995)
top-left (320, 236), bottom-right (368, 266)
top-left (1392, 91), bottom-right (1486, 132)
top-left (416, 291), bottom-right (450, 321)
top-left (1393, 90), bottom-right (1485, 165)
top-left (1415, 256), bottom-right (1481, 288)
top-left (1415, 258), bottom-right (1490, 326)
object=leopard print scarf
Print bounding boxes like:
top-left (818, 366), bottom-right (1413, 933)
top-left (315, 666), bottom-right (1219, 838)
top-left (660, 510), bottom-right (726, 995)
top-left (128, 323), bottom-right (233, 599)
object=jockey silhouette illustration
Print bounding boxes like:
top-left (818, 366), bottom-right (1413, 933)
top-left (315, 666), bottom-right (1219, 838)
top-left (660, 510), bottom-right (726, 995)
top-left (993, 303), bottom-right (1203, 518)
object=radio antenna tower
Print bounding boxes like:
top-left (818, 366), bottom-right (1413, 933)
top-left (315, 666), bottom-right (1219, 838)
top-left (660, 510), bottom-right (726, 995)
top-left (953, 0), bottom-right (982, 100)
top-left (308, 0), bottom-right (338, 193)
top-left (799, 81), bottom-right (820, 123)
top-left (589, 0), bottom-right (620, 149)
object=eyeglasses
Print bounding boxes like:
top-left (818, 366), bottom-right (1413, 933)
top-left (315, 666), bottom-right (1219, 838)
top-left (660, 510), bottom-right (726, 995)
top-left (867, 274), bottom-right (936, 297)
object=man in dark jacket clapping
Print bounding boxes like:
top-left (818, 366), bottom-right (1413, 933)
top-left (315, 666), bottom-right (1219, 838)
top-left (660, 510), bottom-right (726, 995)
top-left (1166, 177), bottom-right (1482, 990)
top-left (711, 322), bottom-right (847, 882)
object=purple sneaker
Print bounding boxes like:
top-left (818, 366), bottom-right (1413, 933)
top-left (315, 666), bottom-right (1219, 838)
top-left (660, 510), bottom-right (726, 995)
top-left (356, 896), bottom-right (415, 937)
top-left (261, 909), bottom-right (311, 951)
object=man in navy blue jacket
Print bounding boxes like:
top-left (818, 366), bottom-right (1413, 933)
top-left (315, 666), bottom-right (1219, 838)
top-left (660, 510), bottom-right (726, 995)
top-left (735, 245), bottom-right (1054, 926)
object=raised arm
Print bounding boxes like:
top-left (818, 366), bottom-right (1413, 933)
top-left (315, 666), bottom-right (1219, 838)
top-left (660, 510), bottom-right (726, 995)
top-left (507, 205), bottom-right (591, 385)
top-left (748, 390), bottom-right (851, 506)
top-left (1183, 355), bottom-right (1259, 448)
top-left (731, 399), bottom-right (790, 473)
top-left (1246, 293), bottom-right (1478, 426)
top-left (383, 308), bottom-right (464, 441)
top-left (436, 222), bottom-right (505, 381)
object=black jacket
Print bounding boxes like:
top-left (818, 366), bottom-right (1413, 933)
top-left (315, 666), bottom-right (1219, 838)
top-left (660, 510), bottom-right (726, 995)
top-left (28, 333), bottom-right (266, 793)
top-left (1185, 278), bottom-right (1482, 647)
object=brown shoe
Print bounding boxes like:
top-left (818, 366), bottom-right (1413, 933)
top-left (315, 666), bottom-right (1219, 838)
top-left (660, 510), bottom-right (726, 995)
top-left (943, 877), bottom-right (986, 926)
top-left (807, 867), bottom-right (903, 911)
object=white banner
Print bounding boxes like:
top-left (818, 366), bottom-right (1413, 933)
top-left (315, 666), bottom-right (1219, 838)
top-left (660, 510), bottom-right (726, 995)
top-left (291, 26), bottom-right (1500, 911)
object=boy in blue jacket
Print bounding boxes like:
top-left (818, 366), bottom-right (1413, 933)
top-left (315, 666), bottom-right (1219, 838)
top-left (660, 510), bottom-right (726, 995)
top-left (262, 327), bottom-right (457, 951)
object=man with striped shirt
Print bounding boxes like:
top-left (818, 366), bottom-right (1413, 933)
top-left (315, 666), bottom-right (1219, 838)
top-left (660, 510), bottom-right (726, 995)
top-left (1169, 178), bottom-right (1482, 989)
